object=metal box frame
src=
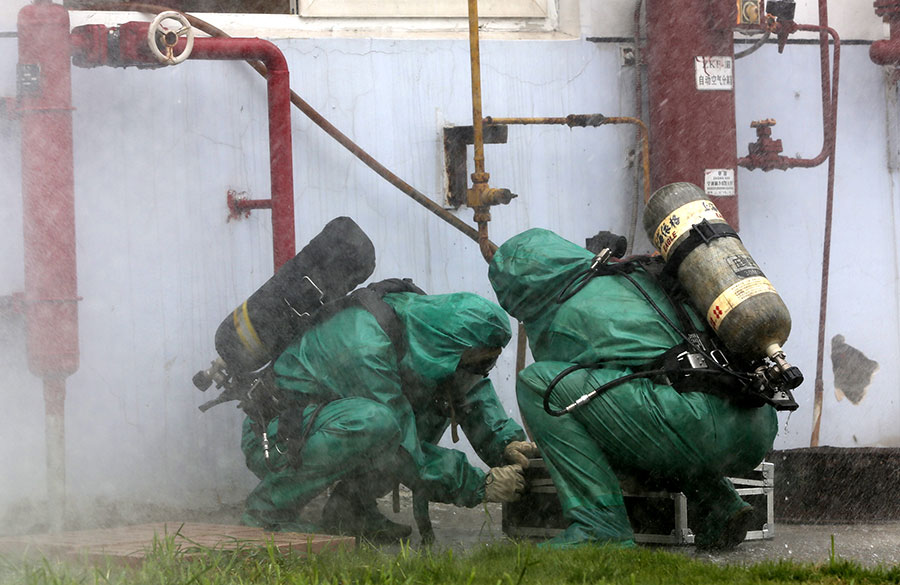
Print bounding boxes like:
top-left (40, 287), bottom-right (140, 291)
top-left (502, 460), bottom-right (774, 546)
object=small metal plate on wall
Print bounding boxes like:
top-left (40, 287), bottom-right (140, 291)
top-left (442, 124), bottom-right (508, 208)
top-left (17, 63), bottom-right (41, 98)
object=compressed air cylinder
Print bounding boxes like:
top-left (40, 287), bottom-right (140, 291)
top-left (643, 182), bottom-right (790, 361)
top-left (215, 216), bottom-right (376, 374)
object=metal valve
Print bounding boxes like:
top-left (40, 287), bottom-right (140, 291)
top-left (147, 11), bottom-right (194, 65)
top-left (193, 357), bottom-right (229, 391)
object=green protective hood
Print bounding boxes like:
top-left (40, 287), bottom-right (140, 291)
top-left (488, 228), bottom-right (593, 325)
top-left (489, 228), bottom-right (691, 366)
top-left (384, 292), bottom-right (512, 382)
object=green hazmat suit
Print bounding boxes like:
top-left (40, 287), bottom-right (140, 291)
top-left (240, 291), bottom-right (526, 528)
top-left (488, 228), bottom-right (778, 547)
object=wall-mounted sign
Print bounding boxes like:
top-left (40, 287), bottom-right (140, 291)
top-left (695, 56), bottom-right (733, 91)
top-left (704, 168), bottom-right (736, 196)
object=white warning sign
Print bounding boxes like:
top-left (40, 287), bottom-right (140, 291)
top-left (695, 56), bottom-right (733, 91)
top-left (704, 168), bottom-right (735, 196)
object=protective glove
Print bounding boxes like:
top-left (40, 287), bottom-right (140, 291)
top-left (503, 440), bottom-right (539, 469)
top-left (483, 464), bottom-right (525, 503)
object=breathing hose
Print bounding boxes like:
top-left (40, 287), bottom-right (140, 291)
top-left (543, 253), bottom-right (754, 416)
top-left (543, 364), bottom-right (667, 416)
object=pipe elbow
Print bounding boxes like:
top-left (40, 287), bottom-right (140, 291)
top-left (254, 38), bottom-right (289, 74)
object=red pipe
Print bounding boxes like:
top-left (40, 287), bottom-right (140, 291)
top-left (186, 37), bottom-right (295, 270)
top-left (17, 0), bottom-right (79, 532)
top-left (645, 0), bottom-right (739, 228)
top-left (737, 23), bottom-right (840, 171)
top-left (19, 1), bottom-right (79, 379)
top-left (870, 39), bottom-right (900, 64)
top-left (810, 0), bottom-right (837, 448)
top-left (71, 27), bottom-right (297, 270)
top-left (779, 24), bottom-right (839, 169)
top-left (227, 188), bottom-right (274, 219)
top-left (870, 0), bottom-right (900, 66)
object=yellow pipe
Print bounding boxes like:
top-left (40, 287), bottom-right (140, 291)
top-left (466, 0), bottom-right (497, 263)
top-left (484, 115), bottom-right (652, 203)
top-left (467, 0), bottom-right (487, 184)
top-left (485, 117), bottom-right (569, 125)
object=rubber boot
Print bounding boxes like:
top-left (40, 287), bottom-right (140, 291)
top-left (241, 508), bottom-right (317, 534)
top-left (539, 506), bottom-right (636, 549)
top-left (321, 481), bottom-right (412, 543)
top-left (694, 503), bottom-right (755, 551)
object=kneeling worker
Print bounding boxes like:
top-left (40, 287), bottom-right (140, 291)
top-left (489, 228), bottom-right (778, 549)
top-left (241, 287), bottom-right (538, 542)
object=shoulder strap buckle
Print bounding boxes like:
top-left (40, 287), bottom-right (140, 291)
top-left (709, 348), bottom-right (730, 368)
top-left (675, 350), bottom-right (708, 370)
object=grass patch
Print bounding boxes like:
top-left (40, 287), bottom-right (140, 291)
top-left (1, 535), bottom-right (899, 585)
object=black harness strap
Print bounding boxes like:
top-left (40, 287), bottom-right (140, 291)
top-left (300, 277), bottom-right (424, 360)
top-left (640, 256), bottom-right (713, 356)
top-left (662, 219), bottom-right (740, 278)
top-left (355, 278), bottom-right (426, 361)
top-left (275, 401), bottom-right (326, 469)
top-left (543, 250), bottom-right (760, 415)
top-left (271, 277), bottom-right (425, 469)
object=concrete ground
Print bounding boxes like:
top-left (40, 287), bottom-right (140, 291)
top-left (379, 495), bottom-right (900, 569)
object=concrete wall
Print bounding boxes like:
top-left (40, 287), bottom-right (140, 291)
top-left (0, 0), bottom-right (898, 523)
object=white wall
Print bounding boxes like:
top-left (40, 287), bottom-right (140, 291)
top-left (735, 43), bottom-right (900, 448)
top-left (1, 0), bottom-right (898, 525)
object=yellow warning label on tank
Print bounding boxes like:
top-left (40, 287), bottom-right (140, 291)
top-left (706, 276), bottom-right (777, 331)
top-left (653, 200), bottom-right (725, 259)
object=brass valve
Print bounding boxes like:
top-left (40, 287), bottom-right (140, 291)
top-left (466, 171), bottom-right (517, 210)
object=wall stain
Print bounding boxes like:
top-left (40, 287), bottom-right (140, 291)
top-left (830, 334), bottom-right (879, 405)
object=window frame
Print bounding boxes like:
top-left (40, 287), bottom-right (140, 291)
top-left (295, 0), bottom-right (548, 19)
top-left (67, 0), bottom-right (577, 39)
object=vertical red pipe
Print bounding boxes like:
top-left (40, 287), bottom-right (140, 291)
top-left (810, 0), bottom-right (834, 448)
top-left (70, 30), bottom-right (298, 270)
top-left (645, 0), bottom-right (740, 228)
top-left (170, 37), bottom-right (296, 270)
top-left (18, 0), bottom-right (79, 532)
top-left (263, 57), bottom-right (294, 271)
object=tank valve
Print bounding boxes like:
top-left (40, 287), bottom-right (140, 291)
top-left (767, 343), bottom-right (804, 390)
top-left (193, 357), bottom-right (229, 391)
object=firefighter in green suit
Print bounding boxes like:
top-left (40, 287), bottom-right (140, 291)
top-left (488, 228), bottom-right (777, 549)
top-left (240, 290), bottom-right (537, 540)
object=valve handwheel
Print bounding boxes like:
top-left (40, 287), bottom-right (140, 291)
top-left (147, 11), bottom-right (194, 65)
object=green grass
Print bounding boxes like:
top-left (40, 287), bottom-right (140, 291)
top-left (1, 534), bottom-right (899, 585)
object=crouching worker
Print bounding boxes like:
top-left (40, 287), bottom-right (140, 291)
top-left (240, 287), bottom-right (537, 542)
top-left (488, 229), bottom-right (777, 549)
